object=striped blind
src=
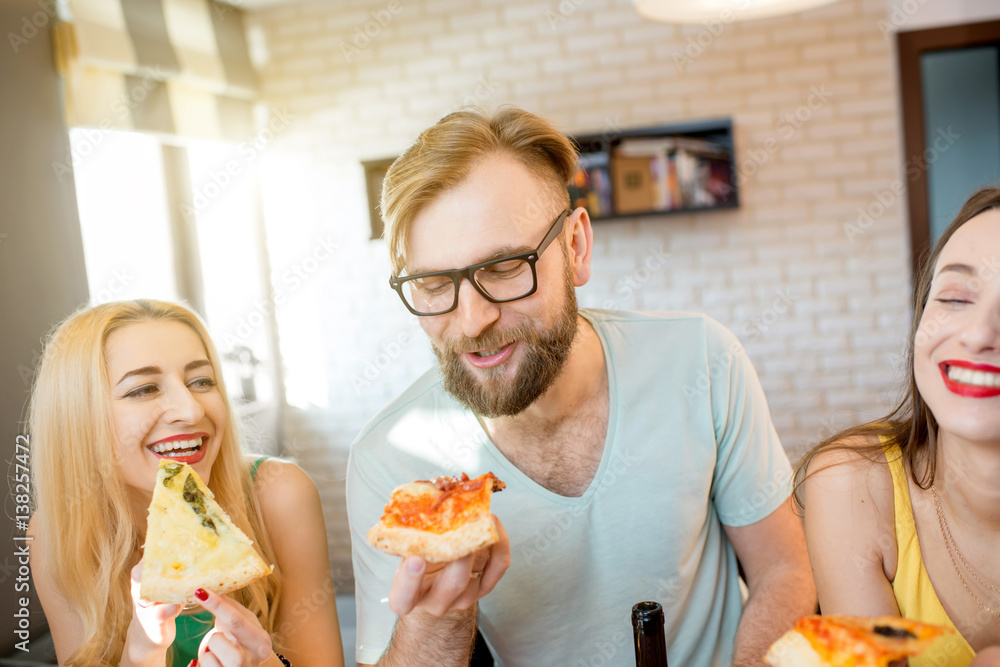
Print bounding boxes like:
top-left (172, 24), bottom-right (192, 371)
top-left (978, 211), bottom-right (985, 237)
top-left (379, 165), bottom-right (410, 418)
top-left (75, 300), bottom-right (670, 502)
top-left (54, 0), bottom-right (258, 141)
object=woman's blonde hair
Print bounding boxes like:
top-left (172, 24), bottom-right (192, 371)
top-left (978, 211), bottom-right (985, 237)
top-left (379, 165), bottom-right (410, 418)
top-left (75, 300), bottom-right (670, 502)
top-left (381, 105), bottom-right (578, 276)
top-left (28, 299), bottom-right (282, 666)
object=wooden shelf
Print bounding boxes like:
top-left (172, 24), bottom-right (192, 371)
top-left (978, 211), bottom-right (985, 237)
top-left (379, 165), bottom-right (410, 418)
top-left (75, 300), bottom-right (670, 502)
top-left (568, 117), bottom-right (739, 222)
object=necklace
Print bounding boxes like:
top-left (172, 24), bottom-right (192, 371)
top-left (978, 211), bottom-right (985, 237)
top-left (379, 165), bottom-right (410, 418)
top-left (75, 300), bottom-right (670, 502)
top-left (930, 487), bottom-right (1000, 619)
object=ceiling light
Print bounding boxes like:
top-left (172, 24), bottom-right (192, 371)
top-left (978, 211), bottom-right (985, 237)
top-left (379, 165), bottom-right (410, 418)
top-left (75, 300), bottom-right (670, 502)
top-left (635, 0), bottom-right (841, 23)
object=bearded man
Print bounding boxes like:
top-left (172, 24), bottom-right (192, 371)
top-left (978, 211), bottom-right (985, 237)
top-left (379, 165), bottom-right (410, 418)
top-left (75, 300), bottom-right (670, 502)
top-left (346, 106), bottom-right (816, 667)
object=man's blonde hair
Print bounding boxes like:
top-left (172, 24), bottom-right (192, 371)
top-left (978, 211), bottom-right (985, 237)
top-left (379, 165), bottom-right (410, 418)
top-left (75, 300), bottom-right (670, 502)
top-left (381, 106), bottom-right (578, 275)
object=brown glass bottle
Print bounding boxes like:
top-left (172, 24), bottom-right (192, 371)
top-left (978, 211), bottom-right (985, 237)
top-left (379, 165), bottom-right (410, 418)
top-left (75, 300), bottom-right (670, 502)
top-left (632, 601), bottom-right (669, 667)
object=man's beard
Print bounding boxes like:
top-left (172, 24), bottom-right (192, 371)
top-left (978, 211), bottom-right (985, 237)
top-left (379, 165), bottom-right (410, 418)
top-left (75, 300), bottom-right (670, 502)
top-left (433, 281), bottom-right (580, 418)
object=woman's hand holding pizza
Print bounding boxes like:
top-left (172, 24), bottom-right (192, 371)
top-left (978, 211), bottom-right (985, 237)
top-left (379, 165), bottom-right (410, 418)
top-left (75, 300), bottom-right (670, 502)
top-left (126, 562), bottom-right (183, 665)
top-left (389, 515), bottom-right (510, 617)
top-left (194, 588), bottom-right (275, 667)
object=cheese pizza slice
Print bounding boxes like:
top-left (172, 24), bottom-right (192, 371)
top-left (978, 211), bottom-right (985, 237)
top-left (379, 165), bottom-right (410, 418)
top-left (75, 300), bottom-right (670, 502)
top-left (367, 472), bottom-right (505, 563)
top-left (140, 460), bottom-right (273, 604)
top-left (765, 615), bottom-right (952, 667)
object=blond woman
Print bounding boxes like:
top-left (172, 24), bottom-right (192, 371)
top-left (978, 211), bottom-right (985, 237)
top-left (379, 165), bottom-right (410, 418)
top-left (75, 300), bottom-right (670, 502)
top-left (27, 300), bottom-right (344, 667)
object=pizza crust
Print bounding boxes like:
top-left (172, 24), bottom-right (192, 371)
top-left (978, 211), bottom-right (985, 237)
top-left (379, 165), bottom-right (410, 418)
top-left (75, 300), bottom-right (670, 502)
top-left (367, 510), bottom-right (498, 563)
top-left (141, 556), bottom-right (274, 605)
top-left (765, 630), bottom-right (827, 667)
top-left (765, 616), bottom-right (952, 667)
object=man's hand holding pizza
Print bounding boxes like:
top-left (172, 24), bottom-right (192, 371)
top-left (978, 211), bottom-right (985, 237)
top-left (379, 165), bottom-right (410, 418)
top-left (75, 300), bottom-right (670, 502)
top-left (362, 472), bottom-right (509, 667)
top-left (388, 515), bottom-right (510, 617)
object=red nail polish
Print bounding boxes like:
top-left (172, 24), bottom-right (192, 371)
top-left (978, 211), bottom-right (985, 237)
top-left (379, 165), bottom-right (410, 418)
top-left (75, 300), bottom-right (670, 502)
top-left (194, 588), bottom-right (208, 601)
top-left (187, 661), bottom-right (198, 667)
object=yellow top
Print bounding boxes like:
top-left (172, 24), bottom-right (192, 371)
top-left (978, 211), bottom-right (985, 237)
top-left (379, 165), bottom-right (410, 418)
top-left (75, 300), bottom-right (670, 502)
top-left (885, 443), bottom-right (976, 666)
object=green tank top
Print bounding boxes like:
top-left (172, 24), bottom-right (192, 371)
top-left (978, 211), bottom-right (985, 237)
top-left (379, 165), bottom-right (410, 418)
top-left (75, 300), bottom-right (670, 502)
top-left (170, 612), bottom-right (215, 666)
top-left (168, 456), bottom-right (269, 667)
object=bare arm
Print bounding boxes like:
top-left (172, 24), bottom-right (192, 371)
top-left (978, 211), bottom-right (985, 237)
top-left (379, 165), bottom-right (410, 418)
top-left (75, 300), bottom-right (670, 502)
top-left (375, 606), bottom-right (477, 667)
top-left (971, 647), bottom-right (1000, 666)
top-left (802, 445), bottom-right (901, 617)
top-left (724, 499), bottom-right (817, 667)
top-left (363, 517), bottom-right (510, 667)
top-left (254, 460), bottom-right (345, 667)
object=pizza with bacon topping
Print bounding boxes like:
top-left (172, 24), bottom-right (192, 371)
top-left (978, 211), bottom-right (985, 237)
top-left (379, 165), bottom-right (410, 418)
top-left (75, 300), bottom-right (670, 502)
top-left (765, 615), bottom-right (952, 667)
top-left (366, 472), bottom-right (505, 563)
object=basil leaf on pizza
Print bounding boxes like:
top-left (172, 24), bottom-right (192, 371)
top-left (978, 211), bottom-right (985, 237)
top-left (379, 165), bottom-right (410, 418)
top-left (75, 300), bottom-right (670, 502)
top-left (140, 460), bottom-right (273, 604)
top-left (367, 472), bottom-right (505, 563)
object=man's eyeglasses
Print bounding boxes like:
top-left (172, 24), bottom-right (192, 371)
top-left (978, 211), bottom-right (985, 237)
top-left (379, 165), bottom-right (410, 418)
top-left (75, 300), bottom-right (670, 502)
top-left (389, 209), bottom-right (571, 316)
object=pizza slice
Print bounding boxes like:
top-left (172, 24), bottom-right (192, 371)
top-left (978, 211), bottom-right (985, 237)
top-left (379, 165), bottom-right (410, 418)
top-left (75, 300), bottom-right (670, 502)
top-left (367, 472), bottom-right (505, 563)
top-left (765, 615), bottom-right (953, 667)
top-left (140, 460), bottom-right (274, 604)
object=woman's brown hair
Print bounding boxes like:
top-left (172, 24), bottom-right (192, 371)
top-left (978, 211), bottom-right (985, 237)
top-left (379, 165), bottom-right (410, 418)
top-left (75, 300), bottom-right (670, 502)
top-left (794, 186), bottom-right (1000, 502)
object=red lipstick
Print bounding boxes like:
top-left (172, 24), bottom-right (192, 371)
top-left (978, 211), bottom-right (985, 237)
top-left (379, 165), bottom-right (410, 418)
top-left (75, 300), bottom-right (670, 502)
top-left (939, 361), bottom-right (1000, 398)
top-left (147, 432), bottom-right (209, 464)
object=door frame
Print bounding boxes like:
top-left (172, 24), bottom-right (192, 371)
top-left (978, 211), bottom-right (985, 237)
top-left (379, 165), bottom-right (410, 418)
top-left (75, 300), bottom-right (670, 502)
top-left (897, 19), bottom-right (1000, 273)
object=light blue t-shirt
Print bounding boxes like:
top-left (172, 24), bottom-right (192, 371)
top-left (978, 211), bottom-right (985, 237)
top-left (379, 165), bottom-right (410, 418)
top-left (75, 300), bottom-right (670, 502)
top-left (347, 309), bottom-right (792, 666)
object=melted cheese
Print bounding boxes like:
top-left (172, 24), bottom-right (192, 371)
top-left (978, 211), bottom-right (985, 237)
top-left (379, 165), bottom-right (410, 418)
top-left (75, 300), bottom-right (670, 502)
top-left (143, 461), bottom-right (267, 590)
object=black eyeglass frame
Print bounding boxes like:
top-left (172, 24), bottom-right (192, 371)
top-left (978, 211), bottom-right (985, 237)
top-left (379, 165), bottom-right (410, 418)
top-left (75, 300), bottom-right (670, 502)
top-left (389, 208), bottom-right (571, 316)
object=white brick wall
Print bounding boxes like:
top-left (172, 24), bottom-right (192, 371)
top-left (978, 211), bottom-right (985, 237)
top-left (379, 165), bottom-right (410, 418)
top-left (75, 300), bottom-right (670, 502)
top-left (249, 0), bottom-right (913, 585)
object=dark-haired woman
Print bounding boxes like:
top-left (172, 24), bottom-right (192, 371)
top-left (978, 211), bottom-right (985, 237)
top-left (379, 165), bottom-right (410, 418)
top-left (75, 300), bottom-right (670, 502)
top-left (800, 187), bottom-right (1000, 666)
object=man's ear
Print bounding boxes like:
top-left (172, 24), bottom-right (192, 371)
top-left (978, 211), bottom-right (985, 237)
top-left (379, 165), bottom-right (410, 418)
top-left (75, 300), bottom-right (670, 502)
top-left (565, 207), bottom-right (593, 287)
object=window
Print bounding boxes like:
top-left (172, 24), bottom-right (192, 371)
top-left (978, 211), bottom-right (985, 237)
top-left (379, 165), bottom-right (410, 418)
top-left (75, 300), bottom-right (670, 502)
top-left (71, 129), bottom-right (278, 409)
top-left (72, 130), bottom-right (179, 303)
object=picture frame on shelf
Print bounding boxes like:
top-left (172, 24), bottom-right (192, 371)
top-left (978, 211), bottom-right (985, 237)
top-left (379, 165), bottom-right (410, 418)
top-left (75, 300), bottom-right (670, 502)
top-left (363, 157), bottom-right (396, 240)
